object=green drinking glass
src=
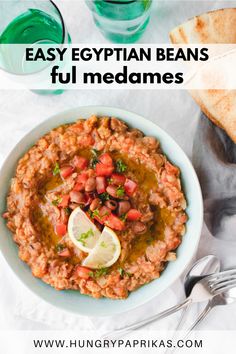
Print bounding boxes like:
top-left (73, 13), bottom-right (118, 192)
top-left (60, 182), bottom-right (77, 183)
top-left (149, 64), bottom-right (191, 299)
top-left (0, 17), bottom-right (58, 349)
top-left (86, 0), bottom-right (153, 43)
top-left (0, 0), bottom-right (71, 94)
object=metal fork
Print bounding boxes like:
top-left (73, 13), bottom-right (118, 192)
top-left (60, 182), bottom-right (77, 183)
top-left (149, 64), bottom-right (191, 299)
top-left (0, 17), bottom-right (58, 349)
top-left (102, 269), bottom-right (236, 340)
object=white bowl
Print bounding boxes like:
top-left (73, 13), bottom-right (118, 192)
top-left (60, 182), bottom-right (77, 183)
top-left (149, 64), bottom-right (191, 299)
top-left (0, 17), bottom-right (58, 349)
top-left (0, 106), bottom-right (203, 317)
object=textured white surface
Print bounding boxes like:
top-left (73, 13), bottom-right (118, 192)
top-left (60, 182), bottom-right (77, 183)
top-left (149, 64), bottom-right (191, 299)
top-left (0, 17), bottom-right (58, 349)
top-left (0, 0), bottom-right (236, 331)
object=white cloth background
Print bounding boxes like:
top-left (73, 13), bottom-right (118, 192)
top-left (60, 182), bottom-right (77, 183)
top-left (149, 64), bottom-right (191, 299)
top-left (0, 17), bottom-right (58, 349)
top-left (0, 0), bottom-right (236, 332)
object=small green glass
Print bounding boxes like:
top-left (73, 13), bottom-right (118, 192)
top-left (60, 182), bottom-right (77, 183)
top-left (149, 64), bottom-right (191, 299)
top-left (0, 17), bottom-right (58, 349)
top-left (0, 0), bottom-right (70, 94)
top-left (86, 0), bottom-right (153, 43)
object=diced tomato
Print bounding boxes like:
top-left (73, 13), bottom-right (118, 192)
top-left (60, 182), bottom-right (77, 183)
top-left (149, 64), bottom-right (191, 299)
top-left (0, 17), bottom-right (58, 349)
top-left (73, 156), bottom-right (88, 170)
top-left (55, 223), bottom-right (67, 236)
top-left (93, 206), bottom-right (111, 224)
top-left (110, 173), bottom-right (126, 185)
top-left (60, 165), bottom-right (74, 179)
top-left (99, 153), bottom-right (113, 166)
top-left (126, 209), bottom-right (142, 221)
top-left (96, 176), bottom-right (107, 194)
top-left (124, 178), bottom-right (138, 196)
top-left (77, 172), bottom-right (88, 184)
top-left (58, 194), bottom-right (70, 208)
top-left (99, 206), bottom-right (112, 217)
top-left (95, 163), bottom-right (114, 177)
top-left (58, 248), bottom-right (70, 257)
top-left (73, 183), bottom-right (84, 192)
top-left (75, 265), bottom-right (92, 280)
top-left (104, 213), bottom-right (125, 231)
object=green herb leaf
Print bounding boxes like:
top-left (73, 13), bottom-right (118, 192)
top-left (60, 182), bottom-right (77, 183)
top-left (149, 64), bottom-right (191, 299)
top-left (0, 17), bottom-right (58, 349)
top-left (52, 197), bottom-right (62, 206)
top-left (94, 268), bottom-right (109, 278)
top-left (77, 228), bottom-right (94, 246)
top-left (98, 192), bottom-right (110, 202)
top-left (90, 149), bottom-right (99, 168)
top-left (53, 162), bottom-right (60, 176)
top-left (116, 186), bottom-right (125, 197)
top-left (120, 213), bottom-right (127, 222)
top-left (100, 241), bottom-right (107, 248)
top-left (55, 244), bottom-right (65, 252)
top-left (118, 267), bottom-right (131, 278)
top-left (91, 148), bottom-right (99, 157)
top-left (116, 159), bottom-right (127, 173)
top-left (64, 207), bottom-right (71, 215)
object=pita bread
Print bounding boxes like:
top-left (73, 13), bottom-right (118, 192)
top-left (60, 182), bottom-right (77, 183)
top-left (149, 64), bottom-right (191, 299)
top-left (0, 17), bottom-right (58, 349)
top-left (170, 8), bottom-right (236, 142)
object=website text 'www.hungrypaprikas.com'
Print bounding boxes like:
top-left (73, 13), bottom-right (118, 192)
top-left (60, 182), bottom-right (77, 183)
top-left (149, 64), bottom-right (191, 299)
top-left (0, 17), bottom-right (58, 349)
top-left (1, 1), bottom-right (236, 354)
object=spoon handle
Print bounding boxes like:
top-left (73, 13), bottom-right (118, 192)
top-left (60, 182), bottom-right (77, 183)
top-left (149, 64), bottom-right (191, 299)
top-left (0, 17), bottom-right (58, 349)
top-left (102, 298), bottom-right (191, 340)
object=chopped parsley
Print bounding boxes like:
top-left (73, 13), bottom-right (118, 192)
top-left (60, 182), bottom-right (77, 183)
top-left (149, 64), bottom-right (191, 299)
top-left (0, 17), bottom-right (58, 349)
top-left (118, 267), bottom-right (131, 278)
top-left (64, 207), bottom-right (71, 215)
top-left (116, 186), bottom-right (125, 197)
top-left (91, 268), bottom-right (109, 278)
top-left (100, 241), bottom-right (107, 248)
top-left (116, 159), bottom-right (127, 173)
top-left (55, 244), bottom-right (65, 252)
top-left (77, 228), bottom-right (94, 246)
top-left (120, 213), bottom-right (127, 222)
top-left (90, 149), bottom-right (99, 168)
top-left (98, 192), bottom-right (110, 202)
top-left (88, 209), bottom-right (100, 219)
top-left (53, 162), bottom-right (60, 176)
top-left (52, 197), bottom-right (62, 206)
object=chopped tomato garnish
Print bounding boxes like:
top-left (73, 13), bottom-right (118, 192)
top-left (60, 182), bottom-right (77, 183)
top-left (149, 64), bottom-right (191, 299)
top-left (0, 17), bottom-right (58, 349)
top-left (96, 176), bottom-right (107, 194)
top-left (73, 156), bottom-right (88, 170)
top-left (124, 178), bottom-right (137, 196)
top-left (73, 183), bottom-right (84, 192)
top-left (60, 165), bottom-right (74, 179)
top-left (55, 223), bottom-right (67, 236)
top-left (75, 265), bottom-right (92, 280)
top-left (99, 153), bottom-right (113, 166)
top-left (126, 209), bottom-right (142, 221)
top-left (95, 163), bottom-right (114, 177)
top-left (58, 248), bottom-right (70, 257)
top-left (58, 195), bottom-right (70, 208)
top-left (77, 172), bottom-right (88, 184)
top-left (93, 205), bottom-right (111, 224)
top-left (104, 213), bottom-right (125, 231)
top-left (110, 173), bottom-right (126, 185)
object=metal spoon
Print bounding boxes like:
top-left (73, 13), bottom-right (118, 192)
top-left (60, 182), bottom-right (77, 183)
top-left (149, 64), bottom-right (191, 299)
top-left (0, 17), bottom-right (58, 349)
top-left (102, 255), bottom-right (220, 340)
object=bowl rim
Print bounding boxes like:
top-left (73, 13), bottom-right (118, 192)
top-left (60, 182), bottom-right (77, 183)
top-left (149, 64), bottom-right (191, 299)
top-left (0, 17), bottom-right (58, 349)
top-left (0, 105), bottom-right (203, 317)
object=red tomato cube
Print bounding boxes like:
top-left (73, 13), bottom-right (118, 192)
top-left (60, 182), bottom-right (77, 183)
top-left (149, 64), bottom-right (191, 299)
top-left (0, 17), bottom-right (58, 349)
top-left (60, 165), bottom-right (74, 179)
top-left (75, 266), bottom-right (92, 280)
top-left (55, 223), bottom-right (67, 236)
top-left (95, 163), bottom-right (114, 177)
top-left (73, 156), bottom-right (88, 170)
top-left (99, 153), bottom-right (113, 166)
top-left (126, 209), bottom-right (142, 221)
top-left (58, 194), bottom-right (70, 208)
top-left (124, 179), bottom-right (138, 196)
top-left (104, 213), bottom-right (125, 231)
top-left (110, 173), bottom-right (126, 185)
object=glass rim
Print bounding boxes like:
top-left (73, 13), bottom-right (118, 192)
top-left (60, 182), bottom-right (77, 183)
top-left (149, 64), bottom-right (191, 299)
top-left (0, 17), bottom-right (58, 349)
top-left (0, 0), bottom-right (68, 77)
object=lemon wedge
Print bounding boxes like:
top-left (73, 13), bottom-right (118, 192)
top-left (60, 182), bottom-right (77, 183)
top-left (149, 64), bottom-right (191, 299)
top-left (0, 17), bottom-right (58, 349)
top-left (82, 226), bottom-right (121, 269)
top-left (68, 207), bottom-right (101, 253)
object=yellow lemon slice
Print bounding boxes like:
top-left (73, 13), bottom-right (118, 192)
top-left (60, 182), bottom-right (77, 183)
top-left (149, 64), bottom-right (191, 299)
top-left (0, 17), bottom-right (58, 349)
top-left (68, 207), bottom-right (101, 253)
top-left (82, 226), bottom-right (121, 269)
